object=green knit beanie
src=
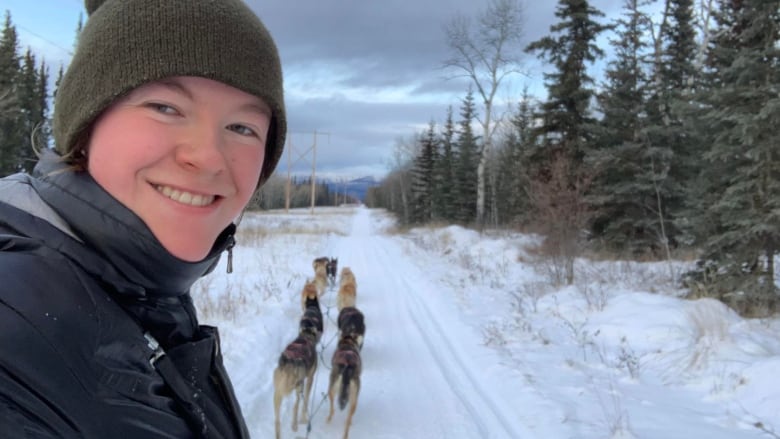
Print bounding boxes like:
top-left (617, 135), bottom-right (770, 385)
top-left (53, 0), bottom-right (286, 188)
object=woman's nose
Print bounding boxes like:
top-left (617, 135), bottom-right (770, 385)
top-left (175, 123), bottom-right (227, 173)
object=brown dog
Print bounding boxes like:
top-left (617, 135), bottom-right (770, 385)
top-left (338, 266), bottom-right (356, 289)
top-left (273, 327), bottom-right (318, 439)
top-left (312, 259), bottom-right (329, 297)
top-left (300, 280), bottom-right (320, 312)
top-left (326, 334), bottom-right (362, 439)
top-left (336, 267), bottom-right (357, 311)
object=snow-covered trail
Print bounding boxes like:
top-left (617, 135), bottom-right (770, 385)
top-left (227, 206), bottom-right (573, 438)
top-left (313, 208), bottom-right (521, 438)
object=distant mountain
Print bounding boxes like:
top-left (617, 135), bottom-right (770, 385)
top-left (322, 176), bottom-right (380, 202)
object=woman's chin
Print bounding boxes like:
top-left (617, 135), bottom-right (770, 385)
top-left (158, 237), bottom-right (214, 262)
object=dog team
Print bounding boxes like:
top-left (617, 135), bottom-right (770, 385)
top-left (273, 256), bottom-right (366, 439)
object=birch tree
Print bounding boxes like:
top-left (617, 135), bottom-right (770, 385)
top-left (443, 0), bottom-right (525, 227)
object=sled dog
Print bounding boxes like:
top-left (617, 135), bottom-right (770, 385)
top-left (337, 306), bottom-right (365, 350)
top-left (299, 282), bottom-right (323, 343)
top-left (336, 267), bottom-right (357, 311)
top-left (326, 257), bottom-right (338, 285)
top-left (312, 259), bottom-right (329, 297)
top-left (299, 307), bottom-right (323, 344)
top-left (337, 282), bottom-right (357, 311)
top-left (300, 280), bottom-right (320, 312)
top-left (273, 327), bottom-right (318, 439)
top-left (312, 256), bottom-right (329, 270)
top-left (326, 334), bottom-right (362, 439)
top-left (338, 266), bottom-right (356, 289)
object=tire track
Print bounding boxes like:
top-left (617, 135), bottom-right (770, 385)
top-left (334, 209), bottom-right (528, 438)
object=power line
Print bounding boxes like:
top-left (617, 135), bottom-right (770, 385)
top-left (16, 24), bottom-right (74, 58)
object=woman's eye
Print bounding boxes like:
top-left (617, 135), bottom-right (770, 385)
top-left (228, 124), bottom-right (257, 137)
top-left (147, 103), bottom-right (178, 115)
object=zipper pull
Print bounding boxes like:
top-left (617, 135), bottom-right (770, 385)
top-left (226, 234), bottom-right (236, 274)
top-left (144, 332), bottom-right (165, 367)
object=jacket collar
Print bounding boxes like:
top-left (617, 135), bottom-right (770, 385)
top-left (29, 150), bottom-right (234, 298)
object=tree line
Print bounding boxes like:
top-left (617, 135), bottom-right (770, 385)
top-left (0, 11), bottom-right (59, 175)
top-left (2, 2), bottom-right (778, 314)
top-left (251, 175), bottom-right (360, 210)
top-left (366, 0), bottom-right (779, 315)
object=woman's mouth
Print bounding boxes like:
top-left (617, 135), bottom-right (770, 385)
top-left (154, 184), bottom-right (216, 207)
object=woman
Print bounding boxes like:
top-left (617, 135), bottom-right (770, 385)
top-left (0, 0), bottom-right (285, 437)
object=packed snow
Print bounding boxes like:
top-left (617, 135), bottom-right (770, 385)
top-left (192, 206), bottom-right (780, 439)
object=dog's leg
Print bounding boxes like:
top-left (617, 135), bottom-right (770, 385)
top-left (326, 369), bottom-right (339, 423)
top-left (342, 378), bottom-right (360, 439)
top-left (273, 387), bottom-right (283, 439)
top-left (273, 367), bottom-right (284, 439)
top-left (301, 363), bottom-right (316, 424)
top-left (291, 381), bottom-right (302, 432)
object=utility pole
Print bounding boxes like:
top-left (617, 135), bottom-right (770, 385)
top-left (284, 130), bottom-right (330, 213)
top-left (285, 137), bottom-right (292, 212)
top-left (310, 130), bottom-right (317, 214)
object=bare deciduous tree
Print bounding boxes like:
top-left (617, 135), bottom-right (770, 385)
top-left (387, 135), bottom-right (418, 224)
top-left (443, 0), bottom-right (525, 227)
top-left (692, 0), bottom-right (717, 70)
top-left (526, 152), bottom-right (594, 285)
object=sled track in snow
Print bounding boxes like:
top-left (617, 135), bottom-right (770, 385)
top-left (369, 235), bottom-right (524, 438)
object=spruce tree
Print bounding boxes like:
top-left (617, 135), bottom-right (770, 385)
top-left (496, 89), bottom-right (536, 226)
top-left (664, 0), bottom-right (698, 90)
top-left (524, 0), bottom-right (608, 166)
top-left (686, 0), bottom-right (780, 310)
top-left (640, 0), bottom-right (699, 251)
top-left (0, 12), bottom-right (17, 97)
top-left (433, 106), bottom-right (457, 222)
top-left (588, 0), bottom-right (662, 254)
top-left (17, 49), bottom-right (43, 172)
top-left (453, 89), bottom-right (479, 225)
top-left (410, 122), bottom-right (439, 224)
top-left (35, 60), bottom-right (50, 151)
top-left (0, 11), bottom-right (21, 176)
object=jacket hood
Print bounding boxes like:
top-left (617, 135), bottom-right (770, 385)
top-left (13, 150), bottom-right (234, 298)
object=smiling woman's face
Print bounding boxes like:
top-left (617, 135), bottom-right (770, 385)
top-left (87, 76), bottom-right (271, 261)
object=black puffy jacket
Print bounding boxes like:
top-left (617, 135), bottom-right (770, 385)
top-left (0, 152), bottom-right (250, 438)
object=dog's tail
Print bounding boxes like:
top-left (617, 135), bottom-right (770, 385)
top-left (338, 364), bottom-right (356, 410)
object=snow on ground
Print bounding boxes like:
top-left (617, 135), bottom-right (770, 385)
top-left (192, 206), bottom-right (780, 439)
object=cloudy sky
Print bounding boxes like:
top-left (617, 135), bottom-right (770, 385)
top-left (6, 0), bottom-right (628, 181)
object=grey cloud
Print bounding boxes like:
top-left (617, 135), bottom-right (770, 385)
top-left (246, 0), bottom-right (625, 179)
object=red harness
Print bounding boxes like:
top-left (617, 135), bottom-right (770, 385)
top-left (333, 348), bottom-right (359, 367)
top-left (284, 337), bottom-right (314, 360)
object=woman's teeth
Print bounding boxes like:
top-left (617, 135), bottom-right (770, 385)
top-left (155, 185), bottom-right (215, 206)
